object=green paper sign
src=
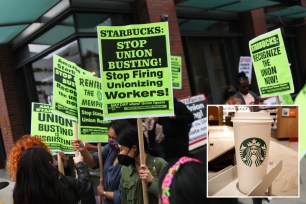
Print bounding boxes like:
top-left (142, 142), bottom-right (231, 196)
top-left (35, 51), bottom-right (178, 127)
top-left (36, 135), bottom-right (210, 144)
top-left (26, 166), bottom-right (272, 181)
top-left (280, 94), bottom-right (293, 105)
top-left (97, 22), bottom-right (174, 120)
top-left (249, 28), bottom-right (294, 97)
top-left (31, 102), bottom-right (74, 154)
top-left (75, 74), bottom-right (110, 142)
top-left (294, 84), bottom-right (306, 159)
top-left (52, 55), bottom-right (92, 120)
top-left (171, 56), bottom-right (182, 89)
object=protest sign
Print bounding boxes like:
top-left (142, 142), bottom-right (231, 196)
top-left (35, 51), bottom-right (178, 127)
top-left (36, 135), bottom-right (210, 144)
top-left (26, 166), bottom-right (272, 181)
top-left (179, 94), bottom-right (207, 150)
top-left (53, 54), bottom-right (92, 120)
top-left (249, 28), bottom-right (294, 97)
top-left (171, 56), bottom-right (182, 89)
top-left (263, 94), bottom-right (293, 105)
top-left (75, 74), bottom-right (110, 142)
top-left (31, 102), bottom-right (74, 153)
top-left (280, 94), bottom-right (293, 104)
top-left (294, 84), bottom-right (306, 159)
top-left (97, 22), bottom-right (174, 120)
top-left (238, 56), bottom-right (252, 84)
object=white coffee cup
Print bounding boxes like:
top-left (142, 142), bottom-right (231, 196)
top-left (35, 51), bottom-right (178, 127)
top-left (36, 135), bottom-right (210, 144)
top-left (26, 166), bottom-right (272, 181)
top-left (231, 111), bottom-right (273, 195)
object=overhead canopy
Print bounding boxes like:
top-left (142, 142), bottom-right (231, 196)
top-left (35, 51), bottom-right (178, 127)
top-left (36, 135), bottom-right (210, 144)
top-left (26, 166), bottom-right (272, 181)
top-left (176, 0), bottom-right (306, 33)
top-left (0, 0), bottom-right (135, 45)
top-left (266, 5), bottom-right (306, 19)
top-left (1, 0), bottom-right (305, 44)
top-left (177, 0), bottom-right (280, 12)
top-left (0, 0), bottom-right (61, 44)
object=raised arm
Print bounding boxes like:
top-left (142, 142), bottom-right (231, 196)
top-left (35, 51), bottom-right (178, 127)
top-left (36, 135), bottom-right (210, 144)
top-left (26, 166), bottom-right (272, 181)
top-left (72, 140), bottom-right (96, 168)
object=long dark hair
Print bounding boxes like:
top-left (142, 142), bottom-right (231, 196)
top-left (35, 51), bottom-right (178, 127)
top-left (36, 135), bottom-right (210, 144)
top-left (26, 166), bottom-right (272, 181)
top-left (108, 119), bottom-right (133, 136)
top-left (116, 125), bottom-right (150, 154)
top-left (236, 71), bottom-right (249, 85)
top-left (13, 147), bottom-right (66, 204)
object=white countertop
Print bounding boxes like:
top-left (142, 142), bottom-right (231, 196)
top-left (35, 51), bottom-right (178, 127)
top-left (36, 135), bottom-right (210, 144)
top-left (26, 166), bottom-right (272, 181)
top-left (208, 125), bottom-right (299, 196)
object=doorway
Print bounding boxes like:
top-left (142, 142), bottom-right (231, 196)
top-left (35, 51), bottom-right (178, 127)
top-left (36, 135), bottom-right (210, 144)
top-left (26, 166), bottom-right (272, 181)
top-left (184, 37), bottom-right (242, 104)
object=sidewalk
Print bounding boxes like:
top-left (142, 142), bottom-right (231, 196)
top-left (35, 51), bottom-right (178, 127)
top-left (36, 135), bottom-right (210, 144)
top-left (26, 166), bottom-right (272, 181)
top-left (0, 169), bottom-right (9, 180)
top-left (0, 169), bottom-right (14, 204)
top-left (1, 159), bottom-right (305, 204)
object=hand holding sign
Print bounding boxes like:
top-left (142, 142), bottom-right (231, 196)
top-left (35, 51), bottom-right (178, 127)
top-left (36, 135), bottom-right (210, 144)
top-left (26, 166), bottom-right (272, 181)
top-left (73, 151), bottom-right (84, 164)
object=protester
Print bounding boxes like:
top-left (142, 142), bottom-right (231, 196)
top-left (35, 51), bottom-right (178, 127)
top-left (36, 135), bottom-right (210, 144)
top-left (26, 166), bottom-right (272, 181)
top-left (6, 134), bottom-right (50, 180)
top-left (7, 135), bottom-right (96, 203)
top-left (13, 146), bottom-right (91, 204)
top-left (117, 125), bottom-right (168, 204)
top-left (223, 85), bottom-right (237, 102)
top-left (223, 85), bottom-right (243, 105)
top-left (157, 97), bottom-right (194, 162)
top-left (142, 117), bottom-right (164, 157)
top-left (73, 119), bottom-right (131, 204)
top-left (158, 156), bottom-right (206, 204)
top-left (232, 71), bottom-right (260, 105)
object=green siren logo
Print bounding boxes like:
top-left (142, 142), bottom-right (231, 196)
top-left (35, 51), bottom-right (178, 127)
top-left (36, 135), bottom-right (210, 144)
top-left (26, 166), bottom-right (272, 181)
top-left (240, 138), bottom-right (267, 167)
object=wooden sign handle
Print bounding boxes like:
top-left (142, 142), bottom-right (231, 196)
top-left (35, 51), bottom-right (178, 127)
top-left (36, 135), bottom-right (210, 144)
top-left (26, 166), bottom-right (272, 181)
top-left (137, 118), bottom-right (148, 204)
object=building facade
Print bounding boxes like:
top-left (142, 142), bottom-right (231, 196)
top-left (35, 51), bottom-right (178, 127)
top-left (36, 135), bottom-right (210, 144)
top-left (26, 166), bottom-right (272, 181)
top-left (1, 0), bottom-right (306, 159)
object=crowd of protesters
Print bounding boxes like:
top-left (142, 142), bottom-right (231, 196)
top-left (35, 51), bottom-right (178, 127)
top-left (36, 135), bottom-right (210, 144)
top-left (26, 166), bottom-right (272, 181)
top-left (2, 98), bottom-right (211, 204)
top-left (1, 79), bottom-right (279, 204)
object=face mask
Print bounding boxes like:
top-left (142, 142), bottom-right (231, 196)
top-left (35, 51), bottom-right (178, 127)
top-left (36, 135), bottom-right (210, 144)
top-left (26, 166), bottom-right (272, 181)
top-left (109, 140), bottom-right (118, 149)
top-left (117, 153), bottom-right (134, 166)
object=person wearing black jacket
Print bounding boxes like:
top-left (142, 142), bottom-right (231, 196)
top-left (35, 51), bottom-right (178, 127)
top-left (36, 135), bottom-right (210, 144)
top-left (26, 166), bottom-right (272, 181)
top-left (157, 97), bottom-right (194, 162)
top-left (13, 146), bottom-right (92, 204)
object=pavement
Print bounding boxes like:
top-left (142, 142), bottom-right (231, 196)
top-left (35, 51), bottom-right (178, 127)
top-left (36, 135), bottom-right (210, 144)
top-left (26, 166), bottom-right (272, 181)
top-left (0, 170), bottom-right (14, 204)
top-left (1, 158), bottom-right (305, 204)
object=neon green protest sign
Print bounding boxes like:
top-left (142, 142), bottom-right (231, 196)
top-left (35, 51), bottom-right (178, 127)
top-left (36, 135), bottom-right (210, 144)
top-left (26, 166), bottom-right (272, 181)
top-left (249, 28), bottom-right (294, 97)
top-left (53, 55), bottom-right (92, 120)
top-left (97, 22), bottom-right (174, 120)
top-left (31, 102), bottom-right (74, 153)
top-left (280, 94), bottom-right (293, 105)
top-left (171, 56), bottom-right (182, 89)
top-left (75, 74), bottom-right (110, 142)
top-left (294, 84), bottom-right (306, 159)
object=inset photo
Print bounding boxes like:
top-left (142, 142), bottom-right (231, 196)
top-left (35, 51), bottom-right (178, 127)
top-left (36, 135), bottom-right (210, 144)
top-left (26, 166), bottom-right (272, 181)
top-left (207, 105), bottom-right (299, 198)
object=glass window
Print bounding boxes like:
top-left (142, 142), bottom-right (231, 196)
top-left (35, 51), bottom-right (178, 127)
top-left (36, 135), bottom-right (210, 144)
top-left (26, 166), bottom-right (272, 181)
top-left (74, 12), bottom-right (133, 33)
top-left (32, 40), bottom-right (80, 104)
top-left (25, 12), bottom-right (133, 103)
top-left (185, 37), bottom-right (242, 104)
top-left (79, 38), bottom-right (100, 77)
top-left (30, 15), bottom-right (75, 55)
top-left (75, 13), bottom-right (111, 32)
top-left (15, 15), bottom-right (75, 67)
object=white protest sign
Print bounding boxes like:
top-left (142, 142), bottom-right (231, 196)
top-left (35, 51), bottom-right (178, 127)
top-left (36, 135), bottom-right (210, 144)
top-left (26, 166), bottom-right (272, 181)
top-left (179, 94), bottom-right (207, 150)
top-left (238, 56), bottom-right (252, 83)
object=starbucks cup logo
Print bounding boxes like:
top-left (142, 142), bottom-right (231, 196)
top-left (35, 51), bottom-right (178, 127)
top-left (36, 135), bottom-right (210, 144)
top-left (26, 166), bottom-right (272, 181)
top-left (239, 138), bottom-right (267, 167)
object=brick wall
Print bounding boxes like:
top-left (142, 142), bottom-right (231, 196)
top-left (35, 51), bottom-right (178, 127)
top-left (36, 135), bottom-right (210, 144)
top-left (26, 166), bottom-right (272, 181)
top-left (240, 8), bottom-right (268, 53)
top-left (0, 45), bottom-right (26, 157)
top-left (134, 0), bottom-right (192, 98)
